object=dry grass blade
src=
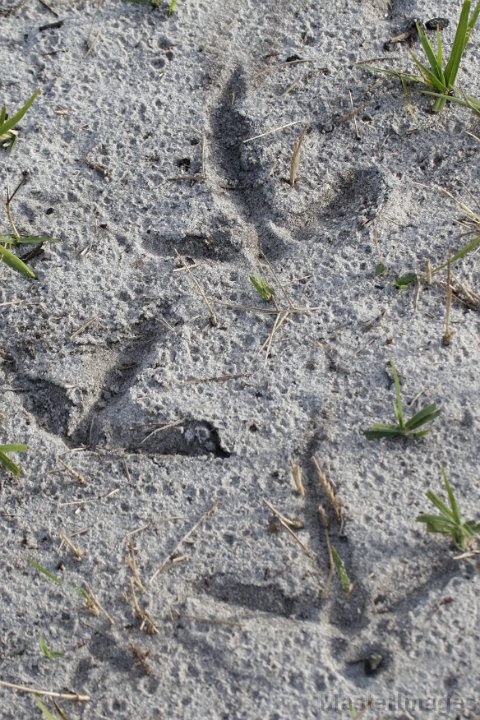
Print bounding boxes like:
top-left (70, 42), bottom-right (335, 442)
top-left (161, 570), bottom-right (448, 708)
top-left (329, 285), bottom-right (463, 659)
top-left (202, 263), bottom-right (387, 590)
top-left (312, 457), bottom-right (343, 524)
top-left (174, 250), bottom-right (218, 326)
top-left (129, 641), bottom-right (151, 675)
top-left (442, 253), bottom-right (454, 346)
top-left (262, 497), bottom-right (318, 563)
top-left (126, 578), bottom-right (158, 634)
top-left (59, 459), bottom-right (87, 485)
top-left (243, 120), bottom-right (306, 144)
top-left (318, 505), bottom-right (335, 589)
top-left (150, 500), bottom-right (219, 582)
top-left (126, 543), bottom-right (146, 593)
top-left (170, 607), bottom-right (243, 627)
top-left (177, 372), bottom-right (252, 386)
top-left (81, 584), bottom-right (115, 625)
top-left (289, 461), bottom-right (305, 496)
top-left (0, 680), bottom-right (89, 702)
top-left (289, 125), bottom-right (308, 187)
top-left (58, 531), bottom-right (84, 561)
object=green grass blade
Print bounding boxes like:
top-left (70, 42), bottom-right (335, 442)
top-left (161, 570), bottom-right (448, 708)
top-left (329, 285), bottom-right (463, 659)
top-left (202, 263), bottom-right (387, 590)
top-left (331, 546), bottom-right (353, 596)
top-left (0, 443), bottom-right (28, 453)
top-left (388, 355), bottom-right (404, 427)
top-left (0, 450), bottom-right (22, 475)
top-left (416, 513), bottom-right (456, 533)
top-left (463, 520), bottom-right (480, 537)
top-left (355, 63), bottom-right (422, 84)
top-left (363, 423), bottom-right (404, 440)
top-left (415, 24), bottom-right (445, 84)
top-left (393, 272), bottom-right (417, 289)
top-left (425, 490), bottom-right (456, 521)
top-left (442, 469), bottom-right (462, 525)
top-left (422, 90), bottom-right (480, 113)
top-left (404, 403), bottom-right (441, 431)
top-left (250, 274), bottom-right (275, 301)
top-left (432, 235), bottom-right (480, 274)
top-left (39, 636), bottom-right (65, 659)
top-left (28, 558), bottom-right (63, 585)
top-left (0, 234), bottom-right (60, 246)
top-left (0, 244), bottom-right (38, 278)
top-left (0, 88), bottom-right (40, 137)
top-left (444, 0), bottom-right (472, 86)
top-left (34, 697), bottom-right (58, 720)
top-left (168, 0), bottom-right (177, 14)
top-left (436, 27), bottom-right (443, 69)
top-left (409, 52), bottom-right (444, 90)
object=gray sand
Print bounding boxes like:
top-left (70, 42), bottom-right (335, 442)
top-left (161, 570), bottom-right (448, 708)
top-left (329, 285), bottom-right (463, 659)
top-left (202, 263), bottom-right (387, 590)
top-left (0, 0), bottom-right (479, 718)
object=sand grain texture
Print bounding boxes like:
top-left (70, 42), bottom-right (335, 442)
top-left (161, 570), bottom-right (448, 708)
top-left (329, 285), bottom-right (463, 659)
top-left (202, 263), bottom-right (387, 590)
top-left (0, 0), bottom-right (479, 718)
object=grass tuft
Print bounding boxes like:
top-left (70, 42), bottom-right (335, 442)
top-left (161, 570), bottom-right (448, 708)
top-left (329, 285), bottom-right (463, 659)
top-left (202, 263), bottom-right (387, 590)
top-left (0, 418), bottom-right (28, 476)
top-left (249, 274), bottom-right (276, 302)
top-left (358, 1), bottom-right (480, 112)
top-left (331, 546), bottom-right (353, 596)
top-left (417, 467), bottom-right (480, 549)
top-left (364, 355), bottom-right (441, 440)
top-left (39, 636), bottom-right (65, 660)
top-left (0, 89), bottom-right (39, 151)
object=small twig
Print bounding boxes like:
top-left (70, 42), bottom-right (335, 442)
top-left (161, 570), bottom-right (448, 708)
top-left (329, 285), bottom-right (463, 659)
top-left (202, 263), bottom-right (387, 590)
top-left (59, 459), bottom-right (87, 485)
top-left (158, 315), bottom-right (176, 332)
top-left (200, 135), bottom-right (207, 180)
top-left (453, 548), bottom-right (480, 560)
top-left (84, 157), bottom-right (110, 178)
top-left (177, 372), bottom-right (252, 386)
top-left (0, 679), bottom-right (89, 702)
top-left (243, 120), bottom-right (307, 144)
top-left (58, 488), bottom-right (119, 508)
top-left (253, 59), bottom-right (311, 79)
top-left (38, 0), bottom-right (60, 16)
top-left (58, 530), bottom-right (84, 561)
top-left (261, 308), bottom-right (291, 364)
top-left (4, 174), bottom-right (29, 240)
top-left (289, 461), bottom-right (305, 496)
top-left (289, 125), bottom-right (308, 187)
top-left (262, 497), bottom-right (318, 563)
top-left (39, 19), bottom-right (63, 31)
top-left (126, 543), bottom-right (146, 593)
top-left (150, 500), bottom-right (219, 582)
top-left (174, 250), bottom-right (218, 326)
top-left (318, 505), bottom-right (335, 588)
top-left (129, 641), bottom-right (151, 674)
top-left (126, 578), bottom-right (158, 634)
top-left (140, 418), bottom-right (184, 445)
top-left (170, 608), bottom-right (243, 627)
top-left (69, 317), bottom-right (97, 341)
top-left (425, 258), bottom-right (433, 285)
top-left (259, 253), bottom-right (295, 308)
top-left (82, 584), bottom-right (115, 625)
top-left (347, 89), bottom-right (361, 139)
top-left (83, 1), bottom-right (103, 57)
top-left (442, 252), bottom-right (454, 346)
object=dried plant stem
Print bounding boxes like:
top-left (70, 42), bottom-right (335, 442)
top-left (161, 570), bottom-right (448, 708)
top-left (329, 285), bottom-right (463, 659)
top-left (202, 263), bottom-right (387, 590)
top-left (150, 500), bottom-right (219, 582)
top-left (0, 680), bottom-right (89, 702)
top-left (312, 457), bottom-right (343, 524)
top-left (442, 253), bottom-right (454, 346)
top-left (174, 250), bottom-right (218, 326)
top-left (262, 497), bottom-right (318, 563)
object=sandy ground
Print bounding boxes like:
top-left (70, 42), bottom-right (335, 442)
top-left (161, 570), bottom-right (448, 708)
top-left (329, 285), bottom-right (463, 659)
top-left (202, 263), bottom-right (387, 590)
top-left (0, 0), bottom-right (479, 718)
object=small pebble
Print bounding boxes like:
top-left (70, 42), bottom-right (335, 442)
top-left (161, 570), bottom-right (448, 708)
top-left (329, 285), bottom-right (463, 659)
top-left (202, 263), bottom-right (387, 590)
top-left (364, 654), bottom-right (384, 676)
top-left (426, 17), bottom-right (450, 31)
